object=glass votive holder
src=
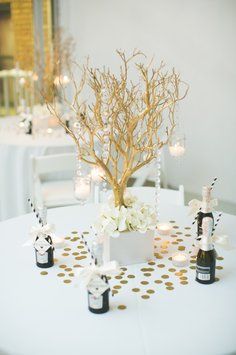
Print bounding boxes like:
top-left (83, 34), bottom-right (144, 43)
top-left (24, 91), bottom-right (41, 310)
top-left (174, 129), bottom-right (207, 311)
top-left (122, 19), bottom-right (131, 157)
top-left (168, 134), bottom-right (186, 157)
top-left (157, 222), bottom-right (172, 235)
top-left (74, 175), bottom-right (91, 205)
top-left (172, 252), bottom-right (189, 267)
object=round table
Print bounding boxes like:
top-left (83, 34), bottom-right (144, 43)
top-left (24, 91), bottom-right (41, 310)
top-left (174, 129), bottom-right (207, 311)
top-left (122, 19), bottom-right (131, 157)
top-left (0, 197), bottom-right (235, 355)
top-left (0, 117), bottom-right (75, 220)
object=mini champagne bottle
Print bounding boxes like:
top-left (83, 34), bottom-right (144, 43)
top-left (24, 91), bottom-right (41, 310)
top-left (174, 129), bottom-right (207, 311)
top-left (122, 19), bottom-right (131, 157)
top-left (196, 217), bottom-right (216, 284)
top-left (197, 186), bottom-right (214, 237)
top-left (88, 242), bottom-right (110, 314)
top-left (34, 207), bottom-right (54, 268)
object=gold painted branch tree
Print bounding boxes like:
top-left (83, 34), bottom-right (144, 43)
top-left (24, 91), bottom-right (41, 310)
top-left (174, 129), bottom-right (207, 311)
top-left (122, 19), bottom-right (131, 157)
top-left (48, 50), bottom-right (188, 207)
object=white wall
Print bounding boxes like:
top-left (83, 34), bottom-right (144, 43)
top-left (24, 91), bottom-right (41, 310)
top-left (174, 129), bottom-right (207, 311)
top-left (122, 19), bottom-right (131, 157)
top-left (59, 0), bottom-right (236, 213)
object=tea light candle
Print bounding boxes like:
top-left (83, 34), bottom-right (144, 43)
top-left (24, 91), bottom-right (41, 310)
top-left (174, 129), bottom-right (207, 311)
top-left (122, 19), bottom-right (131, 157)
top-left (75, 180), bottom-right (91, 200)
top-left (172, 252), bottom-right (189, 267)
top-left (157, 223), bottom-right (172, 235)
top-left (52, 235), bottom-right (65, 249)
top-left (91, 167), bottom-right (103, 184)
top-left (169, 143), bottom-right (185, 157)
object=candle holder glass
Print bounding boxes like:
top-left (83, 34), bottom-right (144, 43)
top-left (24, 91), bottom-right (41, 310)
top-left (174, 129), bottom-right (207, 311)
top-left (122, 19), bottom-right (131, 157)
top-left (74, 175), bottom-right (91, 205)
top-left (172, 252), bottom-right (189, 267)
top-left (168, 133), bottom-right (186, 157)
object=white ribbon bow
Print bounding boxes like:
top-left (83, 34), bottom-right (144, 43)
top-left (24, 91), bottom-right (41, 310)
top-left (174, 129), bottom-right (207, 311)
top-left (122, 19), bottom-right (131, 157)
top-left (23, 223), bottom-right (55, 247)
top-left (188, 198), bottom-right (218, 215)
top-left (77, 261), bottom-right (119, 287)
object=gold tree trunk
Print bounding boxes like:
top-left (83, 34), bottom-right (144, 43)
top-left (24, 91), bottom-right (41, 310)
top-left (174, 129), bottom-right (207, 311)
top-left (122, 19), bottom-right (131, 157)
top-left (113, 183), bottom-right (126, 207)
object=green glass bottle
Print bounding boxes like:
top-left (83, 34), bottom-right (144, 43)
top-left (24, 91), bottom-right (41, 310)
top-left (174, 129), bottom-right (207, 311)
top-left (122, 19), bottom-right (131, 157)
top-left (196, 217), bottom-right (216, 284)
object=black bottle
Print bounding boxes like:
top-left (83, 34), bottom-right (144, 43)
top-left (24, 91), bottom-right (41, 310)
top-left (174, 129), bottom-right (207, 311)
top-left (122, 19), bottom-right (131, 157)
top-left (26, 120), bottom-right (32, 135)
top-left (87, 252), bottom-right (110, 314)
top-left (196, 217), bottom-right (216, 284)
top-left (88, 274), bottom-right (110, 314)
top-left (197, 186), bottom-right (214, 237)
top-left (34, 235), bottom-right (54, 268)
top-left (34, 207), bottom-right (54, 268)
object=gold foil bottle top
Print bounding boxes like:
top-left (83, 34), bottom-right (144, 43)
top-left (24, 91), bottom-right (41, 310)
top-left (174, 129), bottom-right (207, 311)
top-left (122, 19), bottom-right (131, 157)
top-left (202, 186), bottom-right (211, 202)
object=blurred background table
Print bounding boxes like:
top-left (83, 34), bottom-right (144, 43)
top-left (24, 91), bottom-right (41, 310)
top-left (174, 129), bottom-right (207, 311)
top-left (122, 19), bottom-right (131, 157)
top-left (0, 116), bottom-right (75, 220)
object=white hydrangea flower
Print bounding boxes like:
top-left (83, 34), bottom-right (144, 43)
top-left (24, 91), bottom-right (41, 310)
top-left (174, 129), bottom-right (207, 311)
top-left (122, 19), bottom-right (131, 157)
top-left (94, 192), bottom-right (157, 238)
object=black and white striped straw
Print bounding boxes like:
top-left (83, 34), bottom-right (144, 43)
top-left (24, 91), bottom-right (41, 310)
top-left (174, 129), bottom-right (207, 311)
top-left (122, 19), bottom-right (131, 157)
top-left (27, 198), bottom-right (43, 226)
top-left (80, 233), bottom-right (95, 264)
top-left (210, 177), bottom-right (218, 191)
top-left (212, 212), bottom-right (222, 235)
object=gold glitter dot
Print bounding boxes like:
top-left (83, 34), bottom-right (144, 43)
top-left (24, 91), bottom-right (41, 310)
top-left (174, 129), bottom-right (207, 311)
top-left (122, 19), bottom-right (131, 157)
top-left (144, 273), bottom-right (151, 277)
top-left (155, 237), bottom-right (161, 241)
top-left (114, 285), bottom-right (121, 289)
top-left (180, 281), bottom-right (188, 285)
top-left (65, 268), bottom-right (72, 272)
top-left (177, 238), bottom-right (183, 242)
top-left (215, 277), bottom-right (220, 282)
top-left (173, 226), bottom-right (179, 229)
top-left (73, 264), bottom-right (82, 268)
top-left (75, 256), bottom-right (86, 260)
top-left (190, 266), bottom-right (196, 270)
top-left (161, 244), bottom-right (167, 249)
top-left (115, 275), bottom-right (122, 280)
top-left (107, 276), bottom-right (111, 280)
top-left (166, 286), bottom-right (174, 290)
top-left (155, 253), bottom-right (163, 259)
top-left (180, 276), bottom-right (188, 280)
top-left (72, 252), bottom-right (79, 256)
top-left (64, 248), bottom-right (71, 251)
top-left (176, 232), bottom-right (183, 235)
top-left (172, 241), bottom-right (179, 245)
top-left (171, 234), bottom-right (177, 238)
top-left (120, 280), bottom-right (128, 284)
top-left (57, 273), bottom-right (65, 277)
top-left (216, 266), bottom-right (223, 270)
top-left (40, 271), bottom-right (48, 275)
top-left (190, 260), bottom-right (196, 264)
top-left (121, 267), bottom-right (127, 271)
top-left (81, 251), bottom-right (88, 255)
top-left (112, 290), bottom-right (118, 295)
top-left (141, 281), bottom-right (149, 285)
top-left (141, 268), bottom-right (148, 272)
top-left (168, 268), bottom-right (176, 272)
top-left (77, 245), bottom-right (84, 249)
top-left (216, 256), bottom-right (224, 261)
top-left (71, 231), bottom-right (78, 234)
top-left (168, 257), bottom-right (172, 261)
top-left (83, 231), bottom-right (89, 235)
top-left (185, 227), bottom-right (191, 230)
top-left (118, 305), bottom-right (127, 310)
top-left (157, 264), bottom-right (165, 268)
top-left (161, 274), bottom-right (169, 279)
top-left (146, 268), bottom-right (154, 272)
top-left (161, 250), bottom-right (168, 254)
top-left (59, 264), bottom-right (67, 269)
top-left (146, 289), bottom-right (155, 294)
top-left (68, 273), bottom-right (74, 277)
top-left (141, 295), bottom-right (150, 299)
top-left (65, 237), bottom-right (70, 240)
top-left (178, 246), bottom-right (186, 251)
top-left (132, 288), bottom-right (140, 292)
top-left (185, 234), bottom-right (191, 237)
top-left (165, 282), bottom-right (173, 286)
top-left (62, 253), bottom-right (69, 257)
top-left (175, 272), bottom-right (183, 277)
top-left (148, 261), bottom-right (156, 266)
top-left (127, 274), bottom-right (135, 279)
top-left (63, 279), bottom-right (71, 284)
top-left (180, 269), bottom-right (187, 273)
top-left (169, 220), bottom-right (176, 223)
top-left (154, 279), bottom-right (163, 284)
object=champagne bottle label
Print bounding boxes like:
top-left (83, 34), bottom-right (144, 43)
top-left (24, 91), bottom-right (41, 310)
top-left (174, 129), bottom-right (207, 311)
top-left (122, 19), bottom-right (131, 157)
top-left (89, 294), bottom-right (103, 309)
top-left (36, 251), bottom-right (48, 264)
top-left (196, 265), bottom-right (211, 281)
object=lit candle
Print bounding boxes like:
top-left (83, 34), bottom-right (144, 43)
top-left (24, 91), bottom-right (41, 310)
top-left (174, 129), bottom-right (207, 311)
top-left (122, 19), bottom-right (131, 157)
top-left (52, 235), bottom-right (65, 249)
top-left (91, 167), bottom-right (104, 184)
top-left (157, 223), bottom-right (172, 235)
top-left (169, 143), bottom-right (185, 157)
top-left (74, 178), bottom-right (91, 201)
top-left (172, 252), bottom-right (189, 267)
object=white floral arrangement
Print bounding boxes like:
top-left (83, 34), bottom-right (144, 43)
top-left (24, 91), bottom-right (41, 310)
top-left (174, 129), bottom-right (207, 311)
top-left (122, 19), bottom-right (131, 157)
top-left (94, 192), bottom-right (157, 238)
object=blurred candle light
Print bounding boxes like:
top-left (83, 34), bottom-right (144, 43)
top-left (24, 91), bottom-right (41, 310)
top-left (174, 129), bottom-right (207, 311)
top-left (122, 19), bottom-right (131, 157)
top-left (169, 142), bottom-right (185, 157)
top-left (91, 166), bottom-right (104, 184)
top-left (157, 223), bottom-right (172, 235)
top-left (172, 252), bottom-right (189, 267)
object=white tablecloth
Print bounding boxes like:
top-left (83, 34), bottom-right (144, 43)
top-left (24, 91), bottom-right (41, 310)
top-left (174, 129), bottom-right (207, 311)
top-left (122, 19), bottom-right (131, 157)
top-left (0, 194), bottom-right (235, 355)
top-left (0, 117), bottom-right (75, 220)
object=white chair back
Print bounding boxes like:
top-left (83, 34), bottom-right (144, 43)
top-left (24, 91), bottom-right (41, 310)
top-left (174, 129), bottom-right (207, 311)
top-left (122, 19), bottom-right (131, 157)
top-left (32, 153), bottom-right (76, 176)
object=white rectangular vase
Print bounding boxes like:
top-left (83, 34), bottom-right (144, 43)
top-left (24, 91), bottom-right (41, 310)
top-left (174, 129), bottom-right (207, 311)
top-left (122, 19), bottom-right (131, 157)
top-left (103, 230), bottom-right (154, 266)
